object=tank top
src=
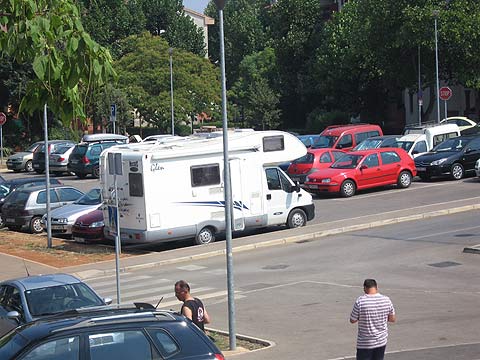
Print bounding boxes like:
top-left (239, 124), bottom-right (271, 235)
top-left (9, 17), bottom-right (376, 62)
top-left (182, 298), bottom-right (206, 331)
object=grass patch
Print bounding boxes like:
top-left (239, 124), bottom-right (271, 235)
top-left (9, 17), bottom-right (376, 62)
top-left (208, 331), bottom-right (266, 352)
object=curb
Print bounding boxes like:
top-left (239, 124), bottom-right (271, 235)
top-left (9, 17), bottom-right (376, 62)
top-left (208, 327), bottom-right (275, 357)
top-left (73, 203), bottom-right (480, 280)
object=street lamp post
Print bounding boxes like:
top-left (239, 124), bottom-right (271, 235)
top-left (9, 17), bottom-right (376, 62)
top-left (213, 0), bottom-right (236, 351)
top-left (169, 47), bottom-right (175, 135)
top-left (433, 10), bottom-right (441, 123)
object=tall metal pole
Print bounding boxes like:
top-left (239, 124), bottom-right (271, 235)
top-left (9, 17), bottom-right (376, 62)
top-left (43, 104), bottom-right (52, 248)
top-left (114, 173), bottom-right (121, 304)
top-left (169, 48), bottom-right (175, 136)
top-left (215, 0), bottom-right (236, 351)
top-left (433, 10), bottom-right (441, 123)
top-left (417, 45), bottom-right (422, 125)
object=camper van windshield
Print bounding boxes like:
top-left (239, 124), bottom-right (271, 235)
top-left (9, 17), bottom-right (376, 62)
top-left (312, 135), bottom-right (338, 149)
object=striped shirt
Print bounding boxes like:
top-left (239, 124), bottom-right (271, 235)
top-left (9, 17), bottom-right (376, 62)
top-left (350, 293), bottom-right (395, 349)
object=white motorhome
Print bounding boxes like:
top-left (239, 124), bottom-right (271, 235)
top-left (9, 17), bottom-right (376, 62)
top-left (402, 123), bottom-right (461, 150)
top-left (100, 130), bottom-right (315, 245)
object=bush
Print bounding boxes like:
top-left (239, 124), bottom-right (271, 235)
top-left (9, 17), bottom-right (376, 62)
top-left (305, 110), bottom-right (351, 133)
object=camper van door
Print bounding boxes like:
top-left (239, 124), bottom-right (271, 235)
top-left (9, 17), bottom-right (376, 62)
top-left (264, 167), bottom-right (295, 226)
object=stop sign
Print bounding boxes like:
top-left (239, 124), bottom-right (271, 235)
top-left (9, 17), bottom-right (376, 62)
top-left (0, 112), bottom-right (6, 126)
top-left (439, 86), bottom-right (452, 101)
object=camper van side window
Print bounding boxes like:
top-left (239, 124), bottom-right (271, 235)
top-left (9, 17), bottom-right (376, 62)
top-left (129, 173), bottom-right (144, 197)
top-left (191, 164), bottom-right (220, 187)
top-left (263, 136), bottom-right (285, 152)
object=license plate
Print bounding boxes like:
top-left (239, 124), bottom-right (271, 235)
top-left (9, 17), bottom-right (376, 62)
top-left (416, 167), bottom-right (426, 172)
top-left (71, 159), bottom-right (79, 164)
top-left (51, 225), bottom-right (64, 230)
top-left (73, 237), bottom-right (85, 243)
top-left (308, 184), bottom-right (319, 189)
top-left (33, 164), bottom-right (39, 168)
top-left (6, 218), bottom-right (14, 223)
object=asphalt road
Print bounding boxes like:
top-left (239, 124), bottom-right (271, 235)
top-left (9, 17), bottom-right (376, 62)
top-left (84, 210), bottom-right (480, 360)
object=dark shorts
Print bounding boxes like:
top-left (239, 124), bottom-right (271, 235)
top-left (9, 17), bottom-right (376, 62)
top-left (356, 345), bottom-right (386, 360)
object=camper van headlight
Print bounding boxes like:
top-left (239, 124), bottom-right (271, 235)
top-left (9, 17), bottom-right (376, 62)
top-left (431, 158), bottom-right (448, 166)
top-left (321, 178), bottom-right (331, 183)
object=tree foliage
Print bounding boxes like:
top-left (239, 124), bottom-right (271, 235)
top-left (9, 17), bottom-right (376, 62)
top-left (0, 0), bottom-right (115, 125)
top-left (114, 32), bottom-right (221, 132)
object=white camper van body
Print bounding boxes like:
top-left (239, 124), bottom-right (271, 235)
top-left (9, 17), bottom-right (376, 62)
top-left (100, 130), bottom-right (315, 245)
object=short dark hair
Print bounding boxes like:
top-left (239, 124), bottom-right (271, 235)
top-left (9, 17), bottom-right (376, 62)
top-left (363, 279), bottom-right (377, 289)
top-left (175, 280), bottom-right (190, 292)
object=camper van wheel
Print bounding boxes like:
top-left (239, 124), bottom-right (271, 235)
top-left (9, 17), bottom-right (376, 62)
top-left (287, 208), bottom-right (307, 228)
top-left (340, 180), bottom-right (356, 197)
top-left (450, 163), bottom-right (464, 180)
top-left (397, 171), bottom-right (412, 188)
top-left (196, 227), bottom-right (215, 245)
top-left (92, 166), bottom-right (100, 178)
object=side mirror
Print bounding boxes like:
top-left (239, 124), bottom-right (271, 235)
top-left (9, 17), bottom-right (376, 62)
top-left (465, 147), bottom-right (473, 153)
top-left (7, 311), bottom-right (20, 322)
top-left (104, 297), bottom-right (113, 305)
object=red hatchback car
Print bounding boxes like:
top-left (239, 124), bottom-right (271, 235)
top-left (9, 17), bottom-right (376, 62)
top-left (287, 148), bottom-right (346, 183)
top-left (303, 148), bottom-right (417, 197)
top-left (72, 209), bottom-right (105, 242)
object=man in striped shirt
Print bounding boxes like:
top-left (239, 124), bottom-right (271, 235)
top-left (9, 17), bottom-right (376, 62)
top-left (350, 279), bottom-right (396, 360)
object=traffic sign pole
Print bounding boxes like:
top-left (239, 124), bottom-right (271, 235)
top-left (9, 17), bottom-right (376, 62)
top-left (439, 87), bottom-right (452, 121)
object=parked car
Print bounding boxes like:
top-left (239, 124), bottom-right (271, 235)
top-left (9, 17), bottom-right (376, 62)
top-left (353, 134), bottom-right (431, 158)
top-left (2, 184), bottom-right (84, 233)
top-left (42, 188), bottom-right (102, 236)
top-left (32, 140), bottom-right (75, 174)
top-left (414, 135), bottom-right (480, 180)
top-left (304, 148), bottom-right (416, 197)
top-left (440, 116), bottom-right (477, 132)
top-left (287, 148), bottom-right (346, 184)
top-left (0, 178), bottom-right (63, 228)
top-left (312, 123), bottom-right (383, 151)
top-left (402, 123), bottom-right (461, 150)
top-left (0, 273), bottom-right (110, 338)
top-left (72, 209), bottom-right (105, 242)
top-left (48, 144), bottom-right (75, 175)
top-left (0, 305), bottom-right (224, 360)
top-left (68, 136), bottom-right (128, 179)
top-left (6, 141), bottom-right (42, 173)
top-left (476, 158), bottom-right (480, 178)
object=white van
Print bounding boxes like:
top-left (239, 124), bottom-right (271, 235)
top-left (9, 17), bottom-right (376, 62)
top-left (100, 130), bottom-right (316, 245)
top-left (402, 123), bottom-right (461, 150)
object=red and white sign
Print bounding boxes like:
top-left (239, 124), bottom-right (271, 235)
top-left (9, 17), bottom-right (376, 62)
top-left (439, 86), bottom-right (452, 101)
top-left (0, 112), bottom-right (6, 126)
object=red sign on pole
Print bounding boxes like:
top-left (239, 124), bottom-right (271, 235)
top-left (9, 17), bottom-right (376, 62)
top-left (0, 112), bottom-right (6, 126)
top-left (439, 86), bottom-right (452, 101)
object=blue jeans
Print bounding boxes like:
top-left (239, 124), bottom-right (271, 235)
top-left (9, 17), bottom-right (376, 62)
top-left (356, 345), bottom-right (386, 360)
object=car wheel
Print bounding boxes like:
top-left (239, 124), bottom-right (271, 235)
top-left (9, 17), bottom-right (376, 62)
top-left (92, 166), bottom-right (100, 178)
top-left (29, 217), bottom-right (43, 234)
top-left (76, 172), bottom-right (87, 179)
top-left (340, 180), bottom-right (356, 197)
top-left (25, 160), bottom-right (34, 172)
top-left (195, 227), bottom-right (215, 245)
top-left (450, 163), bottom-right (464, 180)
top-left (287, 208), bottom-right (307, 228)
top-left (397, 170), bottom-right (412, 188)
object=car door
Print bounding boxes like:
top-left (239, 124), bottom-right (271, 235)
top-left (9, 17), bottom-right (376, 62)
top-left (0, 285), bottom-right (25, 337)
top-left (335, 134), bottom-right (353, 150)
top-left (356, 153), bottom-right (381, 188)
top-left (462, 138), bottom-right (480, 171)
top-left (379, 150), bottom-right (402, 183)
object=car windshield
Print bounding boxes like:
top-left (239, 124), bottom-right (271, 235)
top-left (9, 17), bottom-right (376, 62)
top-left (71, 145), bottom-right (88, 156)
top-left (432, 138), bottom-right (466, 152)
top-left (331, 154), bottom-right (363, 169)
top-left (52, 145), bottom-right (72, 155)
top-left (311, 135), bottom-right (338, 149)
top-left (74, 188), bottom-right (101, 205)
top-left (25, 283), bottom-right (104, 317)
top-left (354, 139), bottom-right (383, 150)
top-left (392, 140), bottom-right (414, 152)
top-left (292, 153), bottom-right (314, 164)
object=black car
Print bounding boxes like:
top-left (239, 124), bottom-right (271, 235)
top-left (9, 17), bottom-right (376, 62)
top-left (414, 135), bottom-right (480, 180)
top-left (0, 177), bottom-right (63, 228)
top-left (68, 135), bottom-right (127, 179)
top-left (0, 306), bottom-right (225, 360)
top-left (32, 140), bottom-right (76, 174)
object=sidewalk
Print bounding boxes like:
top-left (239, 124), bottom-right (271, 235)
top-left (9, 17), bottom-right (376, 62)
top-left (59, 197), bottom-right (480, 280)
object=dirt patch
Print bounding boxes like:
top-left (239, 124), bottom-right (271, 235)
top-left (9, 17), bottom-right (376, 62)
top-left (0, 229), bottom-right (142, 268)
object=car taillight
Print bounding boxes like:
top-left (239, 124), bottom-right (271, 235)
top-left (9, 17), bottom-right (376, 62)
top-left (214, 354), bottom-right (225, 360)
top-left (82, 156), bottom-right (90, 164)
top-left (57, 157), bottom-right (65, 162)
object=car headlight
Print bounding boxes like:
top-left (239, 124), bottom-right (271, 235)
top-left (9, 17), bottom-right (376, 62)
top-left (321, 178), bottom-right (331, 183)
top-left (57, 218), bottom-right (69, 224)
top-left (431, 158), bottom-right (448, 166)
top-left (89, 221), bottom-right (104, 228)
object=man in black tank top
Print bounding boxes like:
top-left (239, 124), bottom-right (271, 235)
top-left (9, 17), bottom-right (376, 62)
top-left (175, 280), bottom-right (211, 332)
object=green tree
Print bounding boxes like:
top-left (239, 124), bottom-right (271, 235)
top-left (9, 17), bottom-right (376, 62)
top-left (115, 32), bottom-right (220, 132)
top-left (0, 0), bottom-right (115, 125)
